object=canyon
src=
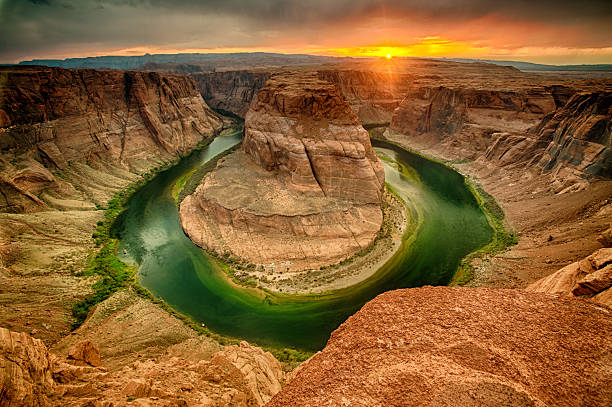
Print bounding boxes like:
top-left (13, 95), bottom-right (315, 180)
top-left (1, 58), bottom-right (611, 406)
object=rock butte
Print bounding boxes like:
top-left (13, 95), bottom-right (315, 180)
top-left (180, 72), bottom-right (385, 271)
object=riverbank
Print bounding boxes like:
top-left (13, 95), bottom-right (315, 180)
top-left (217, 186), bottom-right (412, 294)
top-left (203, 138), bottom-right (504, 294)
top-left (382, 131), bottom-right (612, 289)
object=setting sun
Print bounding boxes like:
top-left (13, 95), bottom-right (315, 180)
top-left (386, 53), bottom-right (391, 59)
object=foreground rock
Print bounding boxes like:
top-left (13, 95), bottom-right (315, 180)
top-left (268, 287), bottom-right (612, 407)
top-left (0, 327), bottom-right (55, 406)
top-left (180, 72), bottom-right (384, 271)
top-left (1, 293), bottom-right (284, 406)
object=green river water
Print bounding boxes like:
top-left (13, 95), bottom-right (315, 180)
top-left (113, 132), bottom-right (493, 351)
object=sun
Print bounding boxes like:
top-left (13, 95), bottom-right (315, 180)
top-left (386, 53), bottom-right (392, 59)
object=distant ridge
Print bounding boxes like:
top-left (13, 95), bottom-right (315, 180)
top-left (18, 52), bottom-right (349, 70)
top-left (441, 58), bottom-right (612, 72)
top-left (17, 52), bottom-right (612, 72)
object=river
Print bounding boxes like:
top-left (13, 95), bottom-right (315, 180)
top-left (113, 132), bottom-right (493, 351)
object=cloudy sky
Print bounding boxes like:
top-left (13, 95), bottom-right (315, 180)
top-left (1, 0), bottom-right (611, 64)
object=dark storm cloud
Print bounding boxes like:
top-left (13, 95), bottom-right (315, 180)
top-left (1, 0), bottom-right (611, 63)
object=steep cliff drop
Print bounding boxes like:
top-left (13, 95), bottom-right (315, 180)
top-left (180, 72), bottom-right (385, 272)
top-left (0, 66), bottom-right (224, 213)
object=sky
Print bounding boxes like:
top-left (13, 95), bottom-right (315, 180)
top-left (1, 0), bottom-right (611, 65)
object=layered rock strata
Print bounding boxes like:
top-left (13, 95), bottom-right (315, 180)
top-left (268, 287), bottom-right (612, 407)
top-left (388, 85), bottom-right (558, 153)
top-left (180, 72), bottom-right (385, 271)
top-left (0, 66), bottom-right (223, 212)
top-left (388, 85), bottom-right (611, 186)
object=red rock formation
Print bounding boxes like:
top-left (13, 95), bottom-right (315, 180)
top-left (243, 72), bottom-right (384, 203)
top-left (180, 72), bottom-right (385, 271)
top-left (0, 66), bottom-right (223, 212)
top-left (0, 327), bottom-right (55, 406)
top-left (527, 245), bottom-right (612, 306)
top-left (0, 325), bottom-right (283, 406)
top-left (535, 91), bottom-right (611, 180)
top-left (67, 340), bottom-right (102, 367)
top-left (317, 70), bottom-right (413, 124)
top-left (268, 287), bottom-right (612, 407)
top-left (389, 85), bottom-right (557, 155)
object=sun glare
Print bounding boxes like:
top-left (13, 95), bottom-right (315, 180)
top-left (386, 53), bottom-right (391, 59)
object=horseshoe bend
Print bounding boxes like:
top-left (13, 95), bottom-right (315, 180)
top-left (1, 9), bottom-right (612, 406)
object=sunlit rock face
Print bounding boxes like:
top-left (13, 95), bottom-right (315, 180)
top-left (180, 72), bottom-right (385, 272)
top-left (243, 72), bottom-right (385, 204)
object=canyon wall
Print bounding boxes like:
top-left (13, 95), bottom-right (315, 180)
top-left (0, 66), bottom-right (223, 212)
top-left (194, 70), bottom-right (271, 117)
top-left (387, 85), bottom-right (611, 183)
top-left (180, 72), bottom-right (385, 271)
top-left (388, 85), bottom-right (558, 154)
top-left (193, 69), bottom-right (412, 125)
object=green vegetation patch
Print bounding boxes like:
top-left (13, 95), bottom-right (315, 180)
top-left (451, 179), bottom-right (518, 286)
top-left (72, 134), bottom-right (223, 329)
top-left (72, 126), bottom-right (310, 370)
top-left (369, 135), bottom-right (518, 286)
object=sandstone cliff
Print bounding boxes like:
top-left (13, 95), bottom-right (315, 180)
top-left (0, 66), bottom-right (223, 212)
top-left (268, 287), bottom-right (612, 407)
top-left (180, 72), bottom-right (385, 271)
top-left (388, 85), bottom-right (557, 154)
top-left (194, 69), bottom-right (412, 125)
top-left (317, 70), bottom-right (412, 125)
top-left (387, 84), bottom-right (611, 185)
top-left (194, 70), bottom-right (271, 117)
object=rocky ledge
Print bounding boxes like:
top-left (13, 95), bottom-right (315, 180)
top-left (268, 287), bottom-right (612, 407)
top-left (180, 72), bottom-right (385, 272)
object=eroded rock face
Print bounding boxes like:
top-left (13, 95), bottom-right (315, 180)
top-left (268, 287), bottom-right (612, 407)
top-left (535, 91), bottom-right (611, 180)
top-left (242, 72), bottom-right (384, 203)
top-left (527, 245), bottom-right (612, 306)
top-left (0, 327), bottom-right (55, 406)
top-left (180, 72), bottom-right (384, 271)
top-left (0, 66), bottom-right (223, 212)
top-left (1, 314), bottom-right (284, 406)
top-left (389, 85), bottom-right (556, 154)
top-left (194, 70), bottom-right (272, 117)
